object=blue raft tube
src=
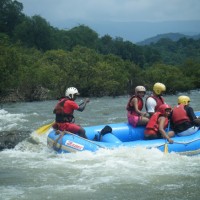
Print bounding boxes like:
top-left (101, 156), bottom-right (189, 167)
top-left (47, 111), bottom-right (200, 155)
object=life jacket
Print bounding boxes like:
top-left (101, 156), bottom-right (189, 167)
top-left (145, 95), bottom-right (165, 112)
top-left (126, 95), bottom-right (143, 114)
top-left (171, 104), bottom-right (191, 125)
top-left (53, 98), bottom-right (74, 123)
top-left (146, 112), bottom-right (168, 133)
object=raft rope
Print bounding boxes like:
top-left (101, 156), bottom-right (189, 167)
top-left (53, 130), bottom-right (106, 150)
top-left (65, 131), bottom-right (106, 148)
top-left (173, 137), bottom-right (200, 145)
top-left (52, 130), bottom-right (200, 152)
top-left (156, 137), bottom-right (200, 150)
top-left (52, 130), bottom-right (65, 150)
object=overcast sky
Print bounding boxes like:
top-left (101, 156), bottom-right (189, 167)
top-left (17, 0), bottom-right (200, 42)
top-left (18, 0), bottom-right (200, 23)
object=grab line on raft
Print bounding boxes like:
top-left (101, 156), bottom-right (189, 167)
top-left (62, 131), bottom-right (106, 149)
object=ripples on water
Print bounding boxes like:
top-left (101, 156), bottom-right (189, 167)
top-left (1, 91), bottom-right (200, 200)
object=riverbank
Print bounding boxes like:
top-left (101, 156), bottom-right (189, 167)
top-left (0, 86), bottom-right (51, 103)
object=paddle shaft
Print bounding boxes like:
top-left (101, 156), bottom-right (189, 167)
top-left (164, 121), bottom-right (170, 154)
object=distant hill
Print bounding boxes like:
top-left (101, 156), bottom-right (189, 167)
top-left (54, 19), bottom-right (200, 43)
top-left (137, 33), bottom-right (200, 45)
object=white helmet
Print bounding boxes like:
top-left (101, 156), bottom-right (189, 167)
top-left (135, 86), bottom-right (146, 94)
top-left (65, 87), bottom-right (80, 99)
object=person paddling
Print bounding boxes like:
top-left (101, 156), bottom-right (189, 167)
top-left (52, 87), bottom-right (90, 139)
top-left (144, 104), bottom-right (174, 143)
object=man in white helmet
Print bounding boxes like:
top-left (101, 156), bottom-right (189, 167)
top-left (53, 87), bottom-right (90, 138)
top-left (145, 82), bottom-right (166, 117)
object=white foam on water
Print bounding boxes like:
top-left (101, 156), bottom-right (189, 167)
top-left (0, 109), bottom-right (28, 131)
top-left (1, 95), bottom-right (200, 200)
top-left (1, 186), bottom-right (25, 200)
top-left (1, 144), bottom-right (200, 200)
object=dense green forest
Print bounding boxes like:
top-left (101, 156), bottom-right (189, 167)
top-left (0, 0), bottom-right (200, 102)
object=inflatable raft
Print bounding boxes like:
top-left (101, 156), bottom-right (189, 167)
top-left (47, 111), bottom-right (200, 155)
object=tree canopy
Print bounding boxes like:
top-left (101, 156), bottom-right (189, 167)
top-left (0, 0), bottom-right (200, 102)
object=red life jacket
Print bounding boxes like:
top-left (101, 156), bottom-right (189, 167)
top-left (171, 104), bottom-right (191, 125)
top-left (145, 95), bottom-right (165, 112)
top-left (146, 112), bottom-right (168, 133)
top-left (126, 95), bottom-right (143, 114)
top-left (53, 98), bottom-right (74, 123)
top-left (53, 98), bottom-right (67, 114)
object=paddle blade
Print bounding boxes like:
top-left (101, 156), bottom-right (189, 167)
top-left (164, 143), bottom-right (168, 154)
top-left (36, 122), bottom-right (54, 135)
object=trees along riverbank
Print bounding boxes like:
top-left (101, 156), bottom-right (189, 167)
top-left (0, 0), bottom-right (200, 103)
top-left (0, 35), bottom-right (199, 103)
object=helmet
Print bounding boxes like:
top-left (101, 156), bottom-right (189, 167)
top-left (153, 82), bottom-right (166, 95)
top-left (158, 104), bottom-right (172, 115)
top-left (178, 95), bottom-right (190, 105)
top-left (135, 86), bottom-right (146, 94)
top-left (65, 87), bottom-right (80, 99)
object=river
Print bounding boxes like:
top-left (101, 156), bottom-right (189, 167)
top-left (1, 91), bottom-right (200, 200)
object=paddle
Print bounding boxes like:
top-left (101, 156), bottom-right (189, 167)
top-left (35, 100), bottom-right (85, 135)
top-left (36, 122), bottom-right (54, 135)
top-left (164, 121), bottom-right (170, 154)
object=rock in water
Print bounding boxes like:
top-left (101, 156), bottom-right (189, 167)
top-left (0, 130), bottom-right (31, 150)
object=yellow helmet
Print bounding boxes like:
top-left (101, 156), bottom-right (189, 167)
top-left (178, 95), bottom-right (191, 105)
top-left (153, 83), bottom-right (166, 95)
